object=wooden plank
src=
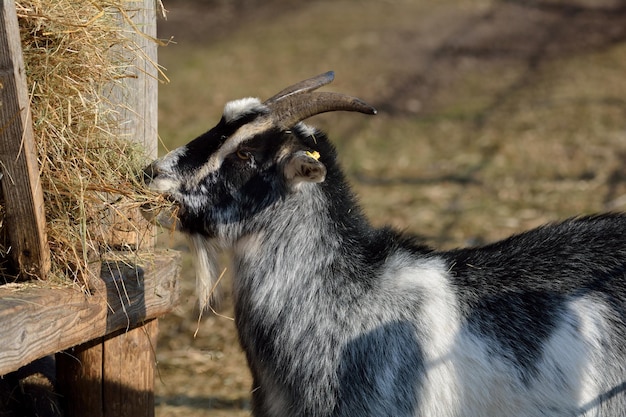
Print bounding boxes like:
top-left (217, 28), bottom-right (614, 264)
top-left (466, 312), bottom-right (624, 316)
top-left (56, 339), bottom-right (105, 417)
top-left (0, 250), bottom-right (180, 376)
top-left (0, 0), bottom-right (50, 279)
top-left (57, 320), bottom-right (159, 417)
top-left (103, 320), bottom-right (158, 417)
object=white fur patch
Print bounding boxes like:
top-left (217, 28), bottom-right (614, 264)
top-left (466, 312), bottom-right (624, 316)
top-left (294, 122), bottom-right (317, 138)
top-left (148, 146), bottom-right (187, 194)
top-left (384, 254), bottom-right (460, 357)
top-left (555, 297), bottom-right (606, 414)
top-left (223, 97), bottom-right (266, 124)
top-left (186, 117), bottom-right (276, 189)
top-left (385, 255), bottom-right (465, 415)
top-left (147, 176), bottom-right (179, 194)
top-left (187, 234), bottom-right (221, 311)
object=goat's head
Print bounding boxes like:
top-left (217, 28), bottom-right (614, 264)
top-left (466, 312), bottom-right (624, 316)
top-left (142, 71), bottom-right (376, 307)
top-left (143, 71), bottom-right (375, 237)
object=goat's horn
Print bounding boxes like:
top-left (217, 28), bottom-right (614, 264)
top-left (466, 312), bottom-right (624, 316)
top-left (264, 71), bottom-right (335, 104)
top-left (268, 91), bottom-right (377, 129)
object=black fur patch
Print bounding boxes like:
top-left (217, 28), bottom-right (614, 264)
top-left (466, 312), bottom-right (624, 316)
top-left (439, 214), bottom-right (626, 381)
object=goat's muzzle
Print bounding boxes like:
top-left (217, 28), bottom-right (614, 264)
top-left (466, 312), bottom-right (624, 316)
top-left (139, 162), bottom-right (180, 229)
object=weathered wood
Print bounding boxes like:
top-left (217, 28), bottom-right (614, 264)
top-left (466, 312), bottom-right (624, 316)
top-left (58, 3), bottom-right (164, 416)
top-left (57, 320), bottom-right (158, 417)
top-left (103, 320), bottom-right (158, 417)
top-left (0, 2), bottom-right (175, 416)
top-left (106, 0), bottom-right (159, 250)
top-left (110, 0), bottom-right (159, 156)
top-left (0, 250), bottom-right (180, 376)
top-left (0, 0), bottom-right (50, 279)
top-left (56, 339), bottom-right (105, 417)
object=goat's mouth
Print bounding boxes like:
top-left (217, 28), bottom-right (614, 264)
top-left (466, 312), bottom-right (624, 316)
top-left (140, 163), bottom-right (182, 229)
top-left (140, 196), bottom-right (181, 230)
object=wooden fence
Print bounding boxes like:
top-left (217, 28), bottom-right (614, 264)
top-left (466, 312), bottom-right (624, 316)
top-left (0, 2), bottom-right (180, 416)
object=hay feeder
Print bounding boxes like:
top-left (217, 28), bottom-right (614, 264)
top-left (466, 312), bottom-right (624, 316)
top-left (0, 1), bottom-right (180, 416)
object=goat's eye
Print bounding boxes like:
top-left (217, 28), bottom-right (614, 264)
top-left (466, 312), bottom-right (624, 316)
top-left (236, 149), bottom-right (252, 161)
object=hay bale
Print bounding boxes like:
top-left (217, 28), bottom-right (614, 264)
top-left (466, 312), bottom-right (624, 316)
top-left (0, 0), bottom-right (171, 284)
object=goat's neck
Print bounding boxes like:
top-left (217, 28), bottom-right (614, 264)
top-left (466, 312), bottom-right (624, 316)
top-left (231, 183), bottom-right (370, 308)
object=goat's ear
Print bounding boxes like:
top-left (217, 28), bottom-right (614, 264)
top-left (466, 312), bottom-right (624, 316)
top-left (283, 150), bottom-right (326, 186)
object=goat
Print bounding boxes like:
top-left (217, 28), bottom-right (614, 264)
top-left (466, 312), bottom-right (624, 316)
top-left (143, 71), bottom-right (626, 416)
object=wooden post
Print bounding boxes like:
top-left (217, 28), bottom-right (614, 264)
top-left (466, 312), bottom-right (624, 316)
top-left (56, 339), bottom-right (105, 417)
top-left (103, 320), bottom-right (158, 417)
top-left (0, 0), bottom-right (50, 279)
top-left (57, 320), bottom-right (159, 417)
top-left (107, 0), bottom-right (159, 251)
top-left (101, 1), bottom-right (160, 414)
top-left (56, 1), bottom-right (162, 415)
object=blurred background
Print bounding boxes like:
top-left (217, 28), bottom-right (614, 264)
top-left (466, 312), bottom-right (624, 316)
top-left (154, 0), bottom-right (626, 415)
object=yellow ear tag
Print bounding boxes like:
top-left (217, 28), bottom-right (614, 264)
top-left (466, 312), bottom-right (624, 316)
top-left (306, 150), bottom-right (321, 160)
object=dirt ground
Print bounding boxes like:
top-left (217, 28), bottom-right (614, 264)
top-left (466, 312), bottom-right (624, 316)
top-left (153, 1), bottom-right (626, 416)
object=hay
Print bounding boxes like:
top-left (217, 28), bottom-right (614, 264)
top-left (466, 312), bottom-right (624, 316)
top-left (0, 0), bottom-right (172, 284)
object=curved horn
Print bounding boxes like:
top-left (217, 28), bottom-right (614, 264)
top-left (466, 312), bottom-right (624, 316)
top-left (264, 71), bottom-right (336, 104)
top-left (269, 92), bottom-right (376, 129)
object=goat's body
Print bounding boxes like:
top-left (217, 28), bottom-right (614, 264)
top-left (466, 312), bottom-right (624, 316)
top-left (144, 73), bottom-right (626, 417)
top-left (231, 184), bottom-right (626, 416)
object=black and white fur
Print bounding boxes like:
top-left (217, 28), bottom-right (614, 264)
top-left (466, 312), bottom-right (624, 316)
top-left (144, 74), bottom-right (626, 416)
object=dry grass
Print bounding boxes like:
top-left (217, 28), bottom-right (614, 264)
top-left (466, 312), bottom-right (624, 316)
top-left (0, 0), bottom-right (172, 284)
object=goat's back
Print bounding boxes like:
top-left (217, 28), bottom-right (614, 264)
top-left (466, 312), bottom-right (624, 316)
top-left (433, 214), bottom-right (626, 416)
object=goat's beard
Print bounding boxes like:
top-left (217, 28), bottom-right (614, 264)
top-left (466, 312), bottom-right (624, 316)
top-left (187, 234), bottom-right (221, 312)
